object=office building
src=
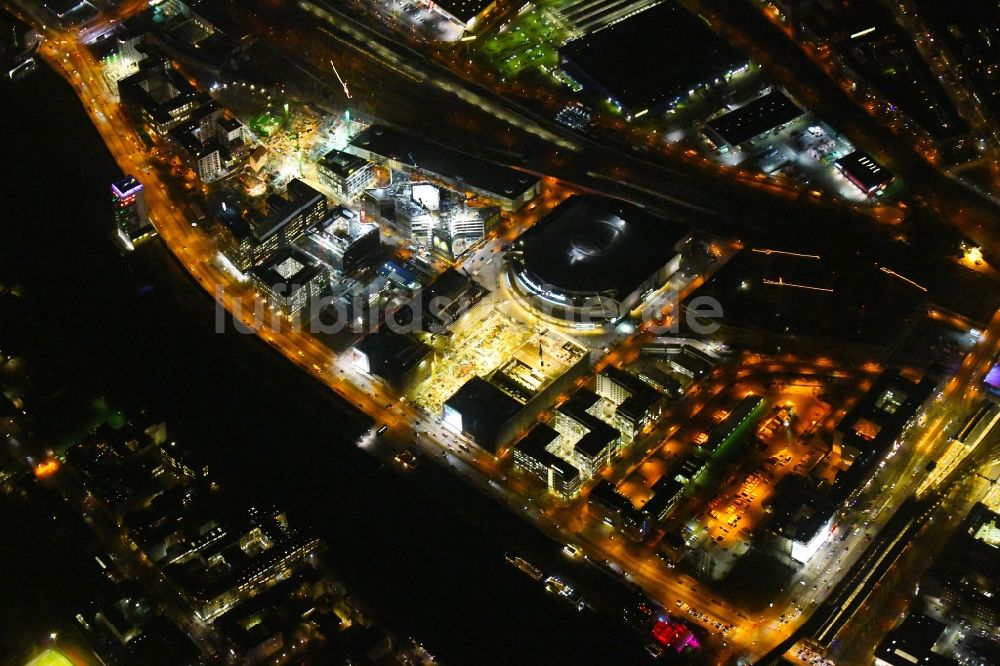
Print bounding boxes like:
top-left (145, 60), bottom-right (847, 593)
top-left (443, 376), bottom-right (524, 454)
top-left (637, 366), bottom-right (683, 399)
top-left (267, 176), bottom-right (326, 243)
top-left (249, 248), bottom-right (328, 316)
top-left (431, 200), bottom-right (501, 260)
top-left (414, 268), bottom-right (491, 334)
top-left (640, 476), bottom-right (685, 523)
top-left (596, 366), bottom-right (665, 443)
top-left (553, 390), bottom-right (622, 479)
top-left (111, 175), bottom-right (153, 247)
top-left (170, 104), bottom-right (223, 179)
top-left (511, 424), bottom-right (583, 499)
top-left (596, 367), bottom-right (641, 406)
top-left (615, 394), bottom-right (660, 444)
top-left (217, 116), bottom-right (249, 145)
top-left (170, 106), bottom-right (250, 182)
top-left (588, 479), bottom-right (650, 541)
top-left (766, 476), bottom-right (837, 565)
top-left (191, 141), bottom-right (223, 181)
top-left (668, 346), bottom-right (715, 379)
top-left (87, 23), bottom-right (146, 95)
top-left (216, 179), bottom-right (327, 271)
top-left (363, 181), bottom-right (433, 244)
top-left (362, 178), bottom-right (500, 259)
top-left (302, 209), bottom-right (381, 276)
top-left (317, 148), bottom-right (375, 200)
top-left (118, 58), bottom-right (213, 135)
top-left (641, 343), bottom-right (716, 380)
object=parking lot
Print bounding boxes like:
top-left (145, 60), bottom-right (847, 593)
top-left (381, 0), bottom-right (466, 42)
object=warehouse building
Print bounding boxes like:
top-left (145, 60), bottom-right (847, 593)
top-left (559, 1), bottom-right (749, 118)
top-left (835, 150), bottom-right (893, 197)
top-left (705, 89), bottom-right (805, 149)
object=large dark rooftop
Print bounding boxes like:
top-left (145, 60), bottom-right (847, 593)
top-left (319, 148), bottom-right (369, 179)
top-left (708, 90), bottom-right (804, 146)
top-left (835, 150), bottom-right (894, 193)
top-left (433, 0), bottom-right (493, 24)
top-left (767, 476), bottom-right (836, 545)
top-left (693, 247), bottom-right (926, 349)
top-left (354, 328), bottom-right (431, 383)
top-left (559, 1), bottom-right (748, 114)
top-left (873, 613), bottom-right (951, 666)
top-left (513, 194), bottom-right (687, 300)
top-left (444, 377), bottom-right (523, 454)
top-left (348, 125), bottom-right (538, 200)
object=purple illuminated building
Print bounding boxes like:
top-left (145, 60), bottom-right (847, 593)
top-left (984, 364), bottom-right (1000, 397)
top-left (111, 175), bottom-right (152, 247)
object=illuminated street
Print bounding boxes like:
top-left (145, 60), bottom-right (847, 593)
top-left (4, 0), bottom-right (1000, 663)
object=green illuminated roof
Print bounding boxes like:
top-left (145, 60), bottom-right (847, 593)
top-left (25, 650), bottom-right (74, 666)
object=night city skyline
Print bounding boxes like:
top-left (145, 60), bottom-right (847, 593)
top-left (2, 0), bottom-right (1000, 665)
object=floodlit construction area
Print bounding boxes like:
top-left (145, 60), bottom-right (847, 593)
top-left (409, 305), bottom-right (588, 413)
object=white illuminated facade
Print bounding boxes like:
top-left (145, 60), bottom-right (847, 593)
top-left (443, 403), bottom-right (463, 433)
top-left (790, 514), bottom-right (834, 564)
